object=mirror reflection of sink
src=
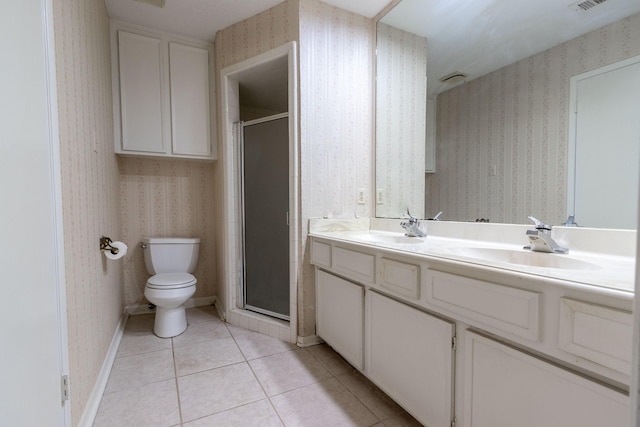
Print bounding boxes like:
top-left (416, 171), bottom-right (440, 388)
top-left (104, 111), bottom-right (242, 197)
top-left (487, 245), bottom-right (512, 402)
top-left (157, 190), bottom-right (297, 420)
top-left (443, 247), bottom-right (601, 270)
top-left (351, 232), bottom-right (424, 245)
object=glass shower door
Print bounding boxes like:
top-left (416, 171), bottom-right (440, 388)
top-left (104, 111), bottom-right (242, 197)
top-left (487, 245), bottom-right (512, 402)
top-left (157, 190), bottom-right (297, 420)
top-left (241, 114), bottom-right (290, 320)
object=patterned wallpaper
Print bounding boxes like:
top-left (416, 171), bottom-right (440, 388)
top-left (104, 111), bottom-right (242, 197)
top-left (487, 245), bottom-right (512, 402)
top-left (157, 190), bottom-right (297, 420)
top-left (298, 0), bottom-right (373, 336)
top-left (215, 1), bottom-right (298, 70)
top-left (376, 23), bottom-right (427, 218)
top-left (52, 0), bottom-right (122, 423)
top-left (118, 157), bottom-right (216, 305)
top-left (427, 13), bottom-right (640, 225)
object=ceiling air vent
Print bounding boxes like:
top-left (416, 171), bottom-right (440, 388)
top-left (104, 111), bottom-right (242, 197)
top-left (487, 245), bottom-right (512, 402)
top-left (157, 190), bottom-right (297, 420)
top-left (439, 72), bottom-right (468, 85)
top-left (571, 0), bottom-right (608, 12)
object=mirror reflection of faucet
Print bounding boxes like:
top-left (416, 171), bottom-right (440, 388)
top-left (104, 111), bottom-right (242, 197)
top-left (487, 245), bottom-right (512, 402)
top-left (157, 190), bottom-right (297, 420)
top-left (524, 216), bottom-right (569, 254)
top-left (428, 211), bottom-right (443, 221)
top-left (401, 209), bottom-right (427, 237)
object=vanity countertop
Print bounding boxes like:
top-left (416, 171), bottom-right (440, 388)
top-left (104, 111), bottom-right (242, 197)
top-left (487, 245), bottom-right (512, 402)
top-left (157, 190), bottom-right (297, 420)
top-left (309, 218), bottom-right (636, 296)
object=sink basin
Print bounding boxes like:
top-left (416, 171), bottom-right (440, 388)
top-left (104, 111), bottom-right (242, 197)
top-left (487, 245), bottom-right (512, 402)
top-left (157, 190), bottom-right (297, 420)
top-left (350, 232), bottom-right (424, 245)
top-left (442, 247), bottom-right (601, 270)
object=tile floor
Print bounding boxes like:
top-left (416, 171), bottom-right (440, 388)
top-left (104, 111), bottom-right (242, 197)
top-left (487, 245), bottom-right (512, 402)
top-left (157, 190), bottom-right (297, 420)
top-left (94, 305), bottom-right (423, 426)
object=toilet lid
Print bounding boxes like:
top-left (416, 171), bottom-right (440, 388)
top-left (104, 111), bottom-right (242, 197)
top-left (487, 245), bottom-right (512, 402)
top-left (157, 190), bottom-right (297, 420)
top-left (147, 273), bottom-right (196, 289)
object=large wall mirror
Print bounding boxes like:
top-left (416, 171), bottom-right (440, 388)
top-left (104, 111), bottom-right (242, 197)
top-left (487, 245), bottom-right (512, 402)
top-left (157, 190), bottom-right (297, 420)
top-left (375, 0), bottom-right (640, 229)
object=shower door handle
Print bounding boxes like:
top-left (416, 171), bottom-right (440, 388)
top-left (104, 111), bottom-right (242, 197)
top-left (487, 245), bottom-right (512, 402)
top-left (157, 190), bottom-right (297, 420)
top-left (286, 212), bottom-right (289, 226)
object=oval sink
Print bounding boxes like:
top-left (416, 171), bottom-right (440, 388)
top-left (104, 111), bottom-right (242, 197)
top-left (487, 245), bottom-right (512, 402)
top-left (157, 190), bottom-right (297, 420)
top-left (350, 232), bottom-right (424, 245)
top-left (443, 247), bottom-right (601, 270)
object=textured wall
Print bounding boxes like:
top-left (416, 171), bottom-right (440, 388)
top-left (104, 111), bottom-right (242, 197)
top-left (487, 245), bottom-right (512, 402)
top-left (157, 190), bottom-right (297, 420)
top-left (52, 0), bottom-right (122, 423)
top-left (376, 23), bottom-right (427, 218)
top-left (119, 157), bottom-right (216, 305)
top-left (427, 13), bottom-right (640, 225)
top-left (298, 0), bottom-right (373, 336)
top-left (215, 1), bottom-right (298, 70)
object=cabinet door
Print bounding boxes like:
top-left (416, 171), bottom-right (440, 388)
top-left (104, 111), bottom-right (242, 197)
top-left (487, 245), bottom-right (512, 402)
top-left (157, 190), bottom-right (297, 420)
top-left (464, 331), bottom-right (628, 427)
top-left (316, 270), bottom-right (364, 370)
top-left (117, 31), bottom-right (165, 153)
top-left (367, 291), bottom-right (454, 427)
top-left (169, 43), bottom-right (211, 156)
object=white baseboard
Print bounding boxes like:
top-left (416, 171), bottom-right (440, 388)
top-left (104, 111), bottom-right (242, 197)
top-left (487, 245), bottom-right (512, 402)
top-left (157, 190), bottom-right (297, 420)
top-left (125, 295), bottom-right (217, 316)
top-left (297, 334), bottom-right (323, 347)
top-left (77, 311), bottom-right (128, 427)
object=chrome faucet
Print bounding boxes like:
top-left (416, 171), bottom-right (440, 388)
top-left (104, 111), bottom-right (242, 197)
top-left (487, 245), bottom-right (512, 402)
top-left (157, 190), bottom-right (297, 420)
top-left (400, 210), bottom-right (426, 237)
top-left (523, 216), bottom-right (569, 254)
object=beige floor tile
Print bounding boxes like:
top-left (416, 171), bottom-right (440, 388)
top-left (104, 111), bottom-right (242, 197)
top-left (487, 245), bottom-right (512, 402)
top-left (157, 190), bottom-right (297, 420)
top-left (270, 377), bottom-right (379, 427)
top-left (228, 324), bottom-right (296, 360)
top-left (174, 336), bottom-right (245, 376)
top-left (172, 319), bottom-right (231, 348)
top-left (336, 371), bottom-right (405, 421)
top-left (249, 348), bottom-right (333, 396)
top-left (183, 399), bottom-right (283, 427)
top-left (381, 412), bottom-right (423, 427)
top-left (94, 378), bottom-right (180, 427)
top-left (105, 349), bottom-right (175, 393)
top-left (178, 362), bottom-right (266, 422)
top-left (305, 343), bottom-right (356, 376)
top-left (116, 330), bottom-right (171, 358)
top-left (124, 314), bottom-right (156, 333)
top-left (186, 305), bottom-right (220, 324)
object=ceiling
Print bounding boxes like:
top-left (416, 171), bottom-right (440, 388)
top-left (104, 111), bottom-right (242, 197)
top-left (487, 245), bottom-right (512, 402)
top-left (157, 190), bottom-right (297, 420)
top-left (105, 0), bottom-right (390, 41)
top-left (380, 0), bottom-right (640, 95)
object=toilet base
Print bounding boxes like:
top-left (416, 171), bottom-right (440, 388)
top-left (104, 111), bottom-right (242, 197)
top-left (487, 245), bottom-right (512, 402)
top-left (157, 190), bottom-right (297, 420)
top-left (154, 306), bottom-right (188, 338)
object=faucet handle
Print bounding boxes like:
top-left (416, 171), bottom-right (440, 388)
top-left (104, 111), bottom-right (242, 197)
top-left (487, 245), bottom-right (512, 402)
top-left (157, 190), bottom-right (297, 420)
top-left (528, 215), bottom-right (552, 231)
top-left (405, 209), bottom-right (417, 223)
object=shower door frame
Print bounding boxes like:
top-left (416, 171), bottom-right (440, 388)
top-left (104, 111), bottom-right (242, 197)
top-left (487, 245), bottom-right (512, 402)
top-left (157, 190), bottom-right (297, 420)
top-left (238, 113), bottom-right (291, 321)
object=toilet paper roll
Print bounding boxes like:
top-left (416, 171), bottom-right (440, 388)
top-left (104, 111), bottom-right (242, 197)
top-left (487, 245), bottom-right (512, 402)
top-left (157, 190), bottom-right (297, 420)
top-left (104, 241), bottom-right (128, 260)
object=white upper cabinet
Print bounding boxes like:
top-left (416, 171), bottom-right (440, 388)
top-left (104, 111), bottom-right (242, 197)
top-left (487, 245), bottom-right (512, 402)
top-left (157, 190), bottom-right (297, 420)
top-left (111, 21), bottom-right (216, 160)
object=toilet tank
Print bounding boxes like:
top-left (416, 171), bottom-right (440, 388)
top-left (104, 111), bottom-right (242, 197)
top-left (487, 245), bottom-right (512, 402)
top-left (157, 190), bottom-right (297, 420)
top-left (142, 237), bottom-right (200, 275)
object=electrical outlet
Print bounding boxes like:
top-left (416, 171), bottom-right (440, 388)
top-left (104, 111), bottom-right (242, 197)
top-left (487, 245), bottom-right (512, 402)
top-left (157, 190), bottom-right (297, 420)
top-left (376, 189), bottom-right (384, 205)
top-left (357, 188), bottom-right (366, 205)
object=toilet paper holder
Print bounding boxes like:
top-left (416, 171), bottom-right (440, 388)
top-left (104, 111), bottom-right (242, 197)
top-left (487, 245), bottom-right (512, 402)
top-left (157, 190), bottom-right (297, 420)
top-left (100, 236), bottom-right (120, 255)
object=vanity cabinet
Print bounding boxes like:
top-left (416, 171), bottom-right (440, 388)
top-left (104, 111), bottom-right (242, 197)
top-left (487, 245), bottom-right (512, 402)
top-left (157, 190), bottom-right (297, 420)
top-left (310, 234), bottom-right (631, 427)
top-left (367, 291), bottom-right (454, 427)
top-left (464, 331), bottom-right (628, 427)
top-left (316, 270), bottom-right (364, 370)
top-left (111, 22), bottom-right (215, 160)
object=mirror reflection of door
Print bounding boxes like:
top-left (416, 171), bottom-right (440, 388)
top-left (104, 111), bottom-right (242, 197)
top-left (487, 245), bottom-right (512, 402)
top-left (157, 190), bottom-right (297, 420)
top-left (241, 115), bottom-right (290, 320)
top-left (571, 57), bottom-right (640, 229)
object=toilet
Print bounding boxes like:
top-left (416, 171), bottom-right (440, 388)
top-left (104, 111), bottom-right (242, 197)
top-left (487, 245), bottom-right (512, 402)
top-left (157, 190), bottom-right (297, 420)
top-left (142, 237), bottom-right (200, 338)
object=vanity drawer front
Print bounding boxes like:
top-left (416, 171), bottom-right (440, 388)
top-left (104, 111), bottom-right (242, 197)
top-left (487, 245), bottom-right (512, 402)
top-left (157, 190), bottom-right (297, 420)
top-left (311, 240), bottom-right (331, 268)
top-left (426, 270), bottom-right (540, 341)
top-left (559, 298), bottom-right (632, 374)
top-left (333, 246), bottom-right (375, 283)
top-left (378, 258), bottom-right (420, 300)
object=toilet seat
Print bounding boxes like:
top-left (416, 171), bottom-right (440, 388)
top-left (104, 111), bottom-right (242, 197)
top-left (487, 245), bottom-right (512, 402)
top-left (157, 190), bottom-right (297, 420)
top-left (146, 272), bottom-right (196, 290)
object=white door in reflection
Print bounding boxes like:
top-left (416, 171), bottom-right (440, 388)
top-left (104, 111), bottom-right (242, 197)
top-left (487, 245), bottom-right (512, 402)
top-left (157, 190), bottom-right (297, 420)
top-left (570, 56), bottom-right (640, 229)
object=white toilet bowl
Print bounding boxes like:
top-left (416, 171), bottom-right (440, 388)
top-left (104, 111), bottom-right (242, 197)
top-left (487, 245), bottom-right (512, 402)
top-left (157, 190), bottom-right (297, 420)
top-left (144, 272), bottom-right (197, 338)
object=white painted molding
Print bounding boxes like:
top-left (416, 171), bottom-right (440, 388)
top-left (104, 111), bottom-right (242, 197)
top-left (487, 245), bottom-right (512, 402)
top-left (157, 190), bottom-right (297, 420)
top-left (77, 311), bottom-right (128, 427)
top-left (297, 335), bottom-right (323, 348)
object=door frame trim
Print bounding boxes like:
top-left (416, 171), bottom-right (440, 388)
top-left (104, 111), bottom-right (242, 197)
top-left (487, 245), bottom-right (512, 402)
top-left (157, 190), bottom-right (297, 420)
top-left (220, 42), bottom-right (299, 342)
